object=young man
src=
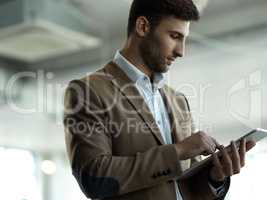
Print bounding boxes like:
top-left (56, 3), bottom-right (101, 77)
top-left (64, 0), bottom-right (255, 199)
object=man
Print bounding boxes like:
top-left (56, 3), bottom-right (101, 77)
top-left (63, 0), bottom-right (255, 199)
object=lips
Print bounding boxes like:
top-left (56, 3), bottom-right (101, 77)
top-left (168, 57), bottom-right (175, 62)
top-left (166, 57), bottom-right (175, 64)
top-left (166, 59), bottom-right (173, 65)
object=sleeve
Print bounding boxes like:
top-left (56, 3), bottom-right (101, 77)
top-left (179, 164), bottom-right (231, 200)
top-left (63, 80), bottom-right (183, 199)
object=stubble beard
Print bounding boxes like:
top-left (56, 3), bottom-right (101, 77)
top-left (138, 32), bottom-right (168, 74)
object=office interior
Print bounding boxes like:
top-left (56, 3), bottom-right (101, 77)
top-left (0, 0), bottom-right (266, 199)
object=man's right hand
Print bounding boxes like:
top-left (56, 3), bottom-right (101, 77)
top-left (175, 131), bottom-right (220, 160)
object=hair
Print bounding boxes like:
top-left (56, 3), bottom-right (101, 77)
top-left (127, 0), bottom-right (200, 37)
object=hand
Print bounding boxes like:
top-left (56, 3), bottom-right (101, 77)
top-left (175, 131), bottom-right (220, 160)
top-left (209, 138), bottom-right (256, 182)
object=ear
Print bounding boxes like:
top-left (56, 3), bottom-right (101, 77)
top-left (135, 16), bottom-right (150, 37)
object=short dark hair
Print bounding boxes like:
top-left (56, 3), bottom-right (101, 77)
top-left (127, 0), bottom-right (200, 37)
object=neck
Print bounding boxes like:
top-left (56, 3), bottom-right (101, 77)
top-left (120, 37), bottom-right (153, 78)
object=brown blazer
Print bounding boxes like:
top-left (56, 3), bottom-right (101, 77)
top-left (63, 62), bottom-right (230, 200)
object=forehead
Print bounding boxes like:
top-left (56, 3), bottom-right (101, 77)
top-left (155, 16), bottom-right (190, 36)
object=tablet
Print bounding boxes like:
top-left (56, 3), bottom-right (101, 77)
top-left (177, 128), bottom-right (267, 180)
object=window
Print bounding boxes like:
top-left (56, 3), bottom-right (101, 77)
top-left (0, 147), bottom-right (42, 200)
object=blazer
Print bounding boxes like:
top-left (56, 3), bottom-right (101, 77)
top-left (63, 61), bottom-right (230, 200)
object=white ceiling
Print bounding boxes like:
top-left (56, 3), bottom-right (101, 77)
top-left (66, 0), bottom-right (267, 38)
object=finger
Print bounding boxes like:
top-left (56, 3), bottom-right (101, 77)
top-left (206, 137), bottom-right (217, 153)
top-left (246, 140), bottom-right (256, 152)
top-left (202, 151), bottom-right (212, 156)
top-left (219, 145), bottom-right (233, 176)
top-left (211, 137), bottom-right (221, 149)
top-left (230, 141), bottom-right (241, 174)
top-left (212, 153), bottom-right (225, 181)
top-left (239, 138), bottom-right (246, 167)
top-left (203, 139), bottom-right (216, 155)
top-left (202, 147), bottom-right (214, 156)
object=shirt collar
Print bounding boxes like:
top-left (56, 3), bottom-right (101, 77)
top-left (113, 50), bottom-right (166, 89)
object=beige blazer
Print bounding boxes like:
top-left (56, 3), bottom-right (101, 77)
top-left (63, 62), bottom-right (229, 200)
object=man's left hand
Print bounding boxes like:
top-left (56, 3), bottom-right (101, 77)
top-left (209, 138), bottom-right (256, 182)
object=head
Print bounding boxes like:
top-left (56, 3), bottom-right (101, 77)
top-left (127, 0), bottom-right (199, 73)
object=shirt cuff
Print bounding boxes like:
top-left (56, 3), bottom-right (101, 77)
top-left (208, 177), bottom-right (227, 197)
top-left (208, 176), bottom-right (227, 196)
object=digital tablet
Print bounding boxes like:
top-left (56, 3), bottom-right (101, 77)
top-left (177, 128), bottom-right (267, 180)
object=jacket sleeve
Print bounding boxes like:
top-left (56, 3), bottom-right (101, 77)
top-left (182, 156), bottom-right (231, 200)
top-left (63, 80), bottom-right (182, 199)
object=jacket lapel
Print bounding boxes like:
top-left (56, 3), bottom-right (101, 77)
top-left (104, 62), bottom-right (165, 145)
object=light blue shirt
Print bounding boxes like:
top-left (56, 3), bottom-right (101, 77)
top-left (113, 51), bottom-right (184, 200)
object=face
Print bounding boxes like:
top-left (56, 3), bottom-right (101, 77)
top-left (138, 16), bottom-right (190, 73)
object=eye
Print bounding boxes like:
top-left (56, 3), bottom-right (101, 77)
top-left (170, 33), bottom-right (183, 40)
top-left (170, 34), bottom-right (179, 40)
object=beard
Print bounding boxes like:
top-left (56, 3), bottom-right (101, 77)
top-left (138, 32), bottom-right (169, 73)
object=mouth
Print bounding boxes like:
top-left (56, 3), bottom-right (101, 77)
top-left (166, 58), bottom-right (175, 65)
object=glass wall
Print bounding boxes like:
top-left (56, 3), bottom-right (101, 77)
top-left (0, 147), bottom-right (89, 200)
top-left (0, 147), bottom-right (42, 200)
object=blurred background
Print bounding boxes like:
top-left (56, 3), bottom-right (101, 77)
top-left (0, 0), bottom-right (266, 199)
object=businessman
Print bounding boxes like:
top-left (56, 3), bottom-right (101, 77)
top-left (64, 0), bottom-right (256, 199)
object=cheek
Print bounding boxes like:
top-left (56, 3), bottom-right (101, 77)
top-left (150, 33), bottom-right (173, 58)
top-left (159, 39), bottom-right (175, 56)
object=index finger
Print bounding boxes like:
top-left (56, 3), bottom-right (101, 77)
top-left (211, 137), bottom-right (221, 149)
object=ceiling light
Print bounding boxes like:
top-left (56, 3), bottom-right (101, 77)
top-left (0, 20), bottom-right (101, 63)
top-left (41, 160), bottom-right (57, 175)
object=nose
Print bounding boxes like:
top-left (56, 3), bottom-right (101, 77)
top-left (173, 41), bottom-right (185, 58)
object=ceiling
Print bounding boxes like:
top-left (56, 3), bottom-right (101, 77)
top-left (66, 0), bottom-right (267, 38)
